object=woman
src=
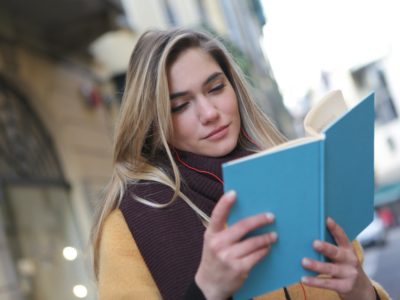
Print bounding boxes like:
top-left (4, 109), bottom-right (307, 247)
top-left (92, 28), bottom-right (390, 300)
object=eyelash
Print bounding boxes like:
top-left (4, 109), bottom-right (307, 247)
top-left (209, 83), bottom-right (225, 94)
top-left (171, 103), bottom-right (188, 113)
top-left (171, 83), bottom-right (226, 113)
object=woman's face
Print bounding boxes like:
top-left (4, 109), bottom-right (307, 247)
top-left (167, 48), bottom-right (241, 157)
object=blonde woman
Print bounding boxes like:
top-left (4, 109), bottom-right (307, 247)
top-left (92, 28), bottom-right (390, 300)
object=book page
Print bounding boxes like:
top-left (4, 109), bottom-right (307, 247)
top-left (304, 90), bottom-right (348, 136)
top-left (228, 90), bottom-right (347, 165)
top-left (227, 136), bottom-right (321, 165)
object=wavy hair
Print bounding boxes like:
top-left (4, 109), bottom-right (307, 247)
top-left (91, 28), bottom-right (286, 276)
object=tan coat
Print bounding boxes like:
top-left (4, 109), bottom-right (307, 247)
top-left (98, 210), bottom-right (391, 300)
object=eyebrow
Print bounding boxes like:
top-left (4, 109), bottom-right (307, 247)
top-left (170, 72), bottom-right (224, 100)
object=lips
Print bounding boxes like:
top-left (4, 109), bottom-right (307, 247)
top-left (203, 124), bottom-right (229, 139)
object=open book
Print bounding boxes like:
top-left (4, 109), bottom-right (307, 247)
top-left (222, 90), bottom-right (375, 300)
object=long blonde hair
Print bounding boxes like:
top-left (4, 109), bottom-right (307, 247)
top-left (91, 28), bottom-right (286, 276)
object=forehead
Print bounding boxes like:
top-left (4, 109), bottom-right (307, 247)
top-left (167, 48), bottom-right (222, 91)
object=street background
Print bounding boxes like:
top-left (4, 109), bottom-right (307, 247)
top-left (0, 0), bottom-right (399, 299)
top-left (364, 226), bottom-right (400, 298)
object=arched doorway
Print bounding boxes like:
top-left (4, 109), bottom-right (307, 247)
top-left (0, 76), bottom-right (94, 300)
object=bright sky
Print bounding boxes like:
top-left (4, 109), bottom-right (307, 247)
top-left (261, 0), bottom-right (397, 110)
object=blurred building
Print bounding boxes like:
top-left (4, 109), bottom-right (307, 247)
top-left (269, 19), bottom-right (400, 218)
top-left (219, 0), bottom-right (295, 138)
top-left (311, 59), bottom-right (400, 186)
top-left (95, 0), bottom-right (295, 136)
top-left (0, 0), bottom-right (122, 299)
top-left (0, 0), bottom-right (294, 299)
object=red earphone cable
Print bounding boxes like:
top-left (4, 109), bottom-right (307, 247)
top-left (300, 282), bottom-right (307, 300)
top-left (173, 148), bottom-right (224, 184)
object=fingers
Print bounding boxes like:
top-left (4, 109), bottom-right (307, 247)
top-left (326, 217), bottom-right (352, 248)
top-left (209, 191), bottom-right (275, 246)
top-left (313, 240), bottom-right (344, 262)
top-left (301, 256), bottom-right (357, 294)
top-left (239, 247), bottom-right (269, 273)
top-left (197, 199), bottom-right (277, 300)
top-left (209, 191), bottom-right (236, 233)
top-left (302, 258), bottom-right (355, 278)
top-left (306, 217), bottom-right (354, 263)
top-left (309, 218), bottom-right (357, 265)
top-left (224, 231), bottom-right (278, 259)
top-left (311, 239), bottom-right (359, 265)
top-left (302, 259), bottom-right (376, 299)
top-left (301, 218), bottom-right (363, 296)
top-left (301, 276), bottom-right (352, 294)
top-left (217, 212), bottom-right (275, 247)
top-left (203, 190), bottom-right (277, 293)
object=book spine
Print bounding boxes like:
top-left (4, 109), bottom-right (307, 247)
top-left (319, 139), bottom-right (325, 261)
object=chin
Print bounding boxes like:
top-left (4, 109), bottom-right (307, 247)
top-left (205, 139), bottom-right (238, 157)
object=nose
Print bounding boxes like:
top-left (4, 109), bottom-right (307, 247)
top-left (197, 95), bottom-right (219, 124)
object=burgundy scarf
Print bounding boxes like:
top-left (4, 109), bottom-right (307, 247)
top-left (120, 147), bottom-right (250, 299)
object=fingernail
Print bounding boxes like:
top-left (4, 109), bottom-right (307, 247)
top-left (313, 240), bottom-right (322, 250)
top-left (302, 258), bottom-right (311, 267)
top-left (226, 190), bottom-right (236, 199)
top-left (301, 276), bottom-right (309, 283)
top-left (327, 217), bottom-right (334, 225)
top-left (269, 232), bottom-right (278, 242)
top-left (265, 212), bottom-right (275, 221)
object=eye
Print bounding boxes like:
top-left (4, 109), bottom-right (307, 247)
top-left (171, 102), bottom-right (189, 113)
top-left (209, 83), bottom-right (225, 94)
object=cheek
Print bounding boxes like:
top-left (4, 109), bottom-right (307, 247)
top-left (231, 100), bottom-right (240, 118)
top-left (224, 91), bottom-right (240, 120)
top-left (171, 115), bottom-right (195, 142)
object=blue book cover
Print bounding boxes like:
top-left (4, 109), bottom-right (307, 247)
top-left (222, 91), bottom-right (375, 300)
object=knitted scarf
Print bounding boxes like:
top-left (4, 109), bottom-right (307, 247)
top-left (120, 147), bottom-right (250, 299)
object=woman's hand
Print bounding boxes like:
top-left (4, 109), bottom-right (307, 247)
top-left (301, 217), bottom-right (376, 300)
top-left (195, 191), bottom-right (277, 300)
